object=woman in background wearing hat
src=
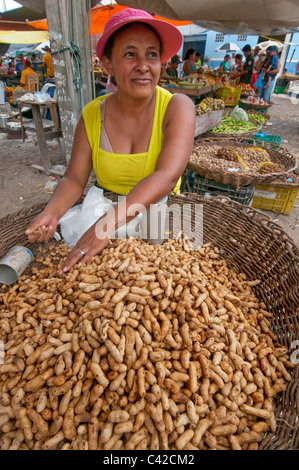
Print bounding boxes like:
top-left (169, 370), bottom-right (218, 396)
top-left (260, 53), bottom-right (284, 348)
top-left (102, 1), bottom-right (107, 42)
top-left (25, 8), bottom-right (195, 274)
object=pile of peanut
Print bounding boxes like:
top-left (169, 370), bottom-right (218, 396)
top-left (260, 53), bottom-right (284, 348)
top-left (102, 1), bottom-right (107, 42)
top-left (189, 145), bottom-right (281, 176)
top-left (0, 237), bottom-right (293, 450)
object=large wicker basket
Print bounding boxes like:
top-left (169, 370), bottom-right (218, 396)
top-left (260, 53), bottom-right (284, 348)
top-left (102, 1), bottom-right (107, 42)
top-left (188, 137), bottom-right (298, 187)
top-left (0, 194), bottom-right (298, 450)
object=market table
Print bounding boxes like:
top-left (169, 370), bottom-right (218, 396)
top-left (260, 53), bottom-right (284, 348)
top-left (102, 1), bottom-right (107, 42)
top-left (162, 83), bottom-right (223, 102)
top-left (17, 99), bottom-right (62, 173)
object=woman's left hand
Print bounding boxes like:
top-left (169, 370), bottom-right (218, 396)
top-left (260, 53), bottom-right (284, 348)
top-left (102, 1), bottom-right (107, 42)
top-left (59, 216), bottom-right (111, 274)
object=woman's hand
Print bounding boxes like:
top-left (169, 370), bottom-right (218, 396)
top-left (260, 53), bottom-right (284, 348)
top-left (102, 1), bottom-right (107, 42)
top-left (25, 212), bottom-right (59, 243)
top-left (59, 212), bottom-right (114, 274)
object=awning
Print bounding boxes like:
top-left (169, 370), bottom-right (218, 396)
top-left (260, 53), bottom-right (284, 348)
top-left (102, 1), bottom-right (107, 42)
top-left (6, 0), bottom-right (100, 17)
top-left (28, 4), bottom-right (192, 34)
top-left (115, 0), bottom-right (299, 36)
top-left (0, 29), bottom-right (49, 44)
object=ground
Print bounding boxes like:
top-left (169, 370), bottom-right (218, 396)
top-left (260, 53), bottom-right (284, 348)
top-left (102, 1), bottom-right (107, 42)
top-left (0, 93), bottom-right (298, 247)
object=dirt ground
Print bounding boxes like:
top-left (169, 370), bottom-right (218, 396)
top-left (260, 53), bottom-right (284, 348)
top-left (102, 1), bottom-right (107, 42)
top-left (0, 93), bottom-right (298, 247)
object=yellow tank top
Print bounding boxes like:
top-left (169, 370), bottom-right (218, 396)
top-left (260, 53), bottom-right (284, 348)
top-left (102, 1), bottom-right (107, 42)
top-left (82, 85), bottom-right (181, 195)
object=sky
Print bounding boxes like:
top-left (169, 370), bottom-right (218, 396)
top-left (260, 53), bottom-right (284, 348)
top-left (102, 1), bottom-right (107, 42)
top-left (0, 0), bottom-right (22, 12)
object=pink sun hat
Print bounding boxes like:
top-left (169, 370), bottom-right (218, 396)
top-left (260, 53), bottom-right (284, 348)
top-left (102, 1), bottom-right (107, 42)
top-left (96, 8), bottom-right (183, 64)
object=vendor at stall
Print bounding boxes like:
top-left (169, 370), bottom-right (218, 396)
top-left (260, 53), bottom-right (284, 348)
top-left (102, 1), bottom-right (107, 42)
top-left (183, 48), bottom-right (202, 76)
top-left (230, 45), bottom-right (254, 84)
top-left (25, 7), bottom-right (195, 274)
top-left (230, 54), bottom-right (243, 78)
top-left (20, 59), bottom-right (38, 92)
top-left (165, 54), bottom-right (182, 77)
top-left (219, 54), bottom-right (231, 73)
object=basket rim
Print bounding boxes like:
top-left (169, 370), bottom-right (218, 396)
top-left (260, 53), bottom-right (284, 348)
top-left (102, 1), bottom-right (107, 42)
top-left (0, 195), bottom-right (298, 450)
top-left (239, 98), bottom-right (274, 110)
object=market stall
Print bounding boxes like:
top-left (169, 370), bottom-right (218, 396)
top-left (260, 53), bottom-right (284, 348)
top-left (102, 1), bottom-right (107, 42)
top-left (0, 0), bottom-right (298, 455)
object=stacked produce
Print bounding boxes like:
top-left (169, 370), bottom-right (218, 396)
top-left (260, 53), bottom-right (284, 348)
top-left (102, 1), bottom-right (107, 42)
top-left (241, 97), bottom-right (267, 106)
top-left (209, 116), bottom-right (259, 135)
top-left (247, 114), bottom-right (268, 125)
top-left (0, 237), bottom-right (293, 450)
top-left (190, 144), bottom-right (287, 176)
top-left (195, 98), bottom-right (225, 116)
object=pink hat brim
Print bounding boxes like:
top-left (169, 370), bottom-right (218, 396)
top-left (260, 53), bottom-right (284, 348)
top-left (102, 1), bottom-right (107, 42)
top-left (96, 9), bottom-right (182, 64)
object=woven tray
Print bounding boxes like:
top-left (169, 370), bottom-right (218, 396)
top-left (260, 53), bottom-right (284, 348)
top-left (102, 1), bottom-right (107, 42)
top-left (245, 110), bottom-right (271, 124)
top-left (239, 99), bottom-right (274, 110)
top-left (188, 137), bottom-right (298, 187)
top-left (0, 195), bottom-right (298, 450)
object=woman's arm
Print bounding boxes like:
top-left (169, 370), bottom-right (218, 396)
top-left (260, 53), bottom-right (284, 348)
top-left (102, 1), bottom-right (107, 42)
top-left (59, 93), bottom-right (195, 273)
top-left (25, 116), bottom-right (93, 242)
top-left (183, 60), bottom-right (192, 76)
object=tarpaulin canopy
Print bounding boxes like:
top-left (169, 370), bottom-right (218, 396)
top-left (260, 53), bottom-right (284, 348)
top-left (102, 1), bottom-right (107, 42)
top-left (115, 0), bottom-right (299, 36)
top-left (29, 4), bottom-right (192, 34)
top-left (6, 0), bottom-right (100, 17)
top-left (0, 18), bottom-right (43, 31)
top-left (0, 29), bottom-right (48, 44)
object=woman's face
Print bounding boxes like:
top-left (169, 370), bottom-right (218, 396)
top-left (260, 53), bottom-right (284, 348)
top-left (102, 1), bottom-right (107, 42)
top-left (103, 23), bottom-right (161, 99)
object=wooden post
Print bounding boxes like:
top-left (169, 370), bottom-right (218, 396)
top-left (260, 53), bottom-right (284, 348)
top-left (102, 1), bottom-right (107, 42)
top-left (44, 0), bottom-right (93, 164)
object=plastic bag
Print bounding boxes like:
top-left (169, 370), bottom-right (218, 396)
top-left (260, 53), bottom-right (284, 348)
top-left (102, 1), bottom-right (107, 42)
top-left (58, 186), bottom-right (141, 248)
top-left (230, 106), bottom-right (248, 121)
top-left (34, 91), bottom-right (51, 102)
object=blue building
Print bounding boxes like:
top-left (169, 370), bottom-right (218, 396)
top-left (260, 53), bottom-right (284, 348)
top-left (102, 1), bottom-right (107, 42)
top-left (176, 25), bottom-right (299, 74)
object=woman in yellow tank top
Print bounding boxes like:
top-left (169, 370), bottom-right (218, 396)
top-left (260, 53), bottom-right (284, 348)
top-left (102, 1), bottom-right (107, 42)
top-left (25, 8), bottom-right (195, 273)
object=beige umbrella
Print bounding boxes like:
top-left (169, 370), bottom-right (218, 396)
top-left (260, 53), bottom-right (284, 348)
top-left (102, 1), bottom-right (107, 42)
top-left (257, 40), bottom-right (284, 53)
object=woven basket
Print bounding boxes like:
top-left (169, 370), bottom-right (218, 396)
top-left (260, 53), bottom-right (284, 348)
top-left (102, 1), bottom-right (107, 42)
top-left (246, 110), bottom-right (271, 124)
top-left (188, 137), bottom-right (298, 187)
top-left (0, 194), bottom-right (298, 450)
top-left (239, 99), bottom-right (274, 110)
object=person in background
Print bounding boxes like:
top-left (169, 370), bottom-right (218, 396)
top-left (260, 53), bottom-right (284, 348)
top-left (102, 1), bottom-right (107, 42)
top-left (93, 51), bottom-right (99, 64)
top-left (229, 52), bottom-right (236, 72)
top-left (230, 54), bottom-right (243, 78)
top-left (183, 48), bottom-right (200, 76)
top-left (25, 7), bottom-right (195, 274)
top-left (219, 54), bottom-right (231, 73)
top-left (251, 45), bottom-right (261, 87)
top-left (20, 59), bottom-right (38, 92)
top-left (253, 45), bottom-right (261, 65)
top-left (255, 46), bottom-right (281, 102)
top-left (30, 53), bottom-right (40, 70)
top-left (4, 55), bottom-right (11, 67)
top-left (238, 44), bottom-right (254, 84)
top-left (15, 54), bottom-right (25, 77)
top-left (262, 45), bottom-right (278, 88)
top-left (165, 55), bottom-right (182, 78)
top-left (295, 60), bottom-right (299, 75)
top-left (195, 52), bottom-right (201, 67)
top-left (42, 45), bottom-right (54, 79)
top-left (6, 61), bottom-right (15, 75)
